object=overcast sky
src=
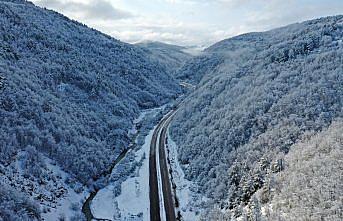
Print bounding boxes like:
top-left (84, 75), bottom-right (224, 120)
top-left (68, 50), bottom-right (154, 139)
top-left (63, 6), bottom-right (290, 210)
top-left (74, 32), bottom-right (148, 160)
top-left (32, 0), bottom-right (343, 47)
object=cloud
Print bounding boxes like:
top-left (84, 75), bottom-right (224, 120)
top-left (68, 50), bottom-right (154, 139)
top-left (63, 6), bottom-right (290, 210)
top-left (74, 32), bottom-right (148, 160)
top-left (163, 0), bottom-right (252, 7)
top-left (106, 17), bottom-right (239, 47)
top-left (34, 0), bottom-right (133, 20)
top-left (32, 0), bottom-right (343, 47)
top-left (243, 0), bottom-right (343, 31)
top-left (89, 16), bottom-right (206, 45)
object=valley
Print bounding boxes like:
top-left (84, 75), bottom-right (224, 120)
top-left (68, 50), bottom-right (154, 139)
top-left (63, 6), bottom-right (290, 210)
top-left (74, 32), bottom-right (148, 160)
top-left (0, 1), bottom-right (342, 221)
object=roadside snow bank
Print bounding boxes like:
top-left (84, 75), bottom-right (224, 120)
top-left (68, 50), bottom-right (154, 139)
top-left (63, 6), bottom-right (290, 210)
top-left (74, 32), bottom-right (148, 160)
top-left (167, 130), bottom-right (204, 221)
top-left (90, 106), bottom-right (167, 221)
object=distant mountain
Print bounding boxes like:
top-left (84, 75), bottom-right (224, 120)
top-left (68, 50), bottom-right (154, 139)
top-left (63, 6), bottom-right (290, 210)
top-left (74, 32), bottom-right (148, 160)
top-left (136, 41), bottom-right (193, 75)
top-left (170, 15), bottom-right (343, 220)
top-left (174, 53), bottom-right (223, 84)
top-left (0, 0), bottom-right (180, 219)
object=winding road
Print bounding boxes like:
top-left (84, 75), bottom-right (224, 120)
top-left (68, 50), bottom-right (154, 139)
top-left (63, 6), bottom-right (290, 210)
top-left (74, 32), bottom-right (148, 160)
top-left (149, 109), bottom-right (177, 221)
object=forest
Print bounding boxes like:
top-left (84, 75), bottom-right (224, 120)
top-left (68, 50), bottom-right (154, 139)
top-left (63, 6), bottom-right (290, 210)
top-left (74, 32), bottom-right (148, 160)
top-left (0, 1), bottom-right (342, 220)
top-left (0, 0), bottom-right (180, 219)
top-left (170, 15), bottom-right (343, 219)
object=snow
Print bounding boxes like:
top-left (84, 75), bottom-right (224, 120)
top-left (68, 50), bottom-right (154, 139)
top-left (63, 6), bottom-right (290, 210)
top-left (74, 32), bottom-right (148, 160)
top-left (129, 112), bottom-right (148, 136)
top-left (89, 185), bottom-right (119, 220)
top-left (91, 127), bottom-right (155, 221)
top-left (0, 150), bottom-right (89, 221)
top-left (166, 130), bottom-right (202, 221)
top-left (179, 81), bottom-right (196, 90)
top-left (134, 111), bottom-right (148, 124)
top-left (90, 107), bottom-right (166, 221)
top-left (42, 158), bottom-right (89, 221)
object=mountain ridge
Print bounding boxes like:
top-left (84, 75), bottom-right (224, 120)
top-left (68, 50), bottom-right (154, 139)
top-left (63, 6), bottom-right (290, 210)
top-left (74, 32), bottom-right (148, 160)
top-left (136, 41), bottom-right (193, 75)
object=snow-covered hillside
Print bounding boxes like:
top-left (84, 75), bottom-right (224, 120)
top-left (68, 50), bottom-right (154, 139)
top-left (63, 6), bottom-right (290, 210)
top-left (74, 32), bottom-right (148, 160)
top-left (0, 1), bottom-right (342, 220)
top-left (0, 0), bottom-right (180, 219)
top-left (170, 15), bottom-right (343, 219)
top-left (136, 41), bottom-right (193, 75)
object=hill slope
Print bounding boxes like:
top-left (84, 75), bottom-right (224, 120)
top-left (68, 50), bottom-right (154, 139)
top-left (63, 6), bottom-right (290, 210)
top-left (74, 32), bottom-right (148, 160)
top-left (170, 15), bottom-right (343, 219)
top-left (0, 0), bottom-right (180, 219)
top-left (136, 41), bottom-right (193, 75)
top-left (266, 120), bottom-right (342, 221)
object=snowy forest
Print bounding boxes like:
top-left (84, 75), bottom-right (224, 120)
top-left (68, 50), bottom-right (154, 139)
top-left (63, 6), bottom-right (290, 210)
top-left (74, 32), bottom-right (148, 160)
top-left (0, 0), bottom-right (342, 220)
top-left (170, 15), bottom-right (343, 220)
top-left (0, 0), bottom-right (180, 219)
top-left (136, 41), bottom-right (193, 75)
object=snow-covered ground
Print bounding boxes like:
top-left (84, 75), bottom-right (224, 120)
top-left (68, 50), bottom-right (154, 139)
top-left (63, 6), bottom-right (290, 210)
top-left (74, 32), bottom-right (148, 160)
top-left (128, 111), bottom-right (148, 137)
top-left (90, 106), bottom-right (201, 221)
top-left (91, 127), bottom-right (154, 221)
top-left (0, 150), bottom-right (88, 221)
top-left (46, 110), bottom-right (155, 221)
top-left (91, 108), bottom-right (205, 221)
top-left (42, 158), bottom-right (89, 220)
top-left (167, 130), bottom-right (205, 221)
top-left (90, 107), bottom-right (166, 221)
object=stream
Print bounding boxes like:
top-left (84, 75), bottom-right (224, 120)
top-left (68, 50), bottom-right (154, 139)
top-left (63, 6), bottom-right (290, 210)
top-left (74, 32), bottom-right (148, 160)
top-left (80, 105), bottom-right (174, 221)
top-left (81, 148), bottom-right (130, 221)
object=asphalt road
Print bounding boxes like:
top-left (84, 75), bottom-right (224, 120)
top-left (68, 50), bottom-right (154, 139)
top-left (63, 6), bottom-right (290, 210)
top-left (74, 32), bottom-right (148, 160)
top-left (159, 116), bottom-right (177, 221)
top-left (149, 110), bottom-right (177, 221)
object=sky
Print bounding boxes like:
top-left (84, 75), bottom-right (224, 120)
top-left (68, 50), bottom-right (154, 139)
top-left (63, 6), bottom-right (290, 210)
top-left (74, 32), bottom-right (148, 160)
top-left (32, 0), bottom-right (343, 47)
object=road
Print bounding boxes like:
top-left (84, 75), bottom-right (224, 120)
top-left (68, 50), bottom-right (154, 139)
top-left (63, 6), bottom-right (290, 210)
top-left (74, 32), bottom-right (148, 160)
top-left (82, 107), bottom-right (178, 221)
top-left (149, 110), bottom-right (177, 221)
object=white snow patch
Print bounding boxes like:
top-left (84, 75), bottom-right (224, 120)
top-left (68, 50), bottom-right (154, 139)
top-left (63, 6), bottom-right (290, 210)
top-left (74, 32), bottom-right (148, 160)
top-left (91, 128), bottom-right (155, 221)
top-left (89, 185), bottom-right (120, 220)
top-left (167, 130), bottom-right (203, 221)
top-left (42, 158), bottom-right (89, 221)
top-left (0, 151), bottom-right (88, 221)
top-left (129, 111), bottom-right (148, 136)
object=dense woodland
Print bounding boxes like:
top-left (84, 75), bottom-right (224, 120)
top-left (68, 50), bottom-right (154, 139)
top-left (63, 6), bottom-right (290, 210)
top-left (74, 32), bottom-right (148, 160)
top-left (0, 0), bottom-right (180, 219)
top-left (0, 1), bottom-right (342, 220)
top-left (203, 120), bottom-right (343, 221)
top-left (171, 15), bottom-right (343, 219)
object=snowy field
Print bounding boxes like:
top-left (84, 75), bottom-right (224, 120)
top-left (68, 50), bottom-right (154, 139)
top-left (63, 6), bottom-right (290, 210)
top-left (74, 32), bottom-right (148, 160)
top-left (91, 128), bottom-right (154, 221)
top-left (91, 108), bottom-right (204, 221)
top-left (85, 103), bottom-right (206, 221)
top-left (90, 107), bottom-right (166, 221)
